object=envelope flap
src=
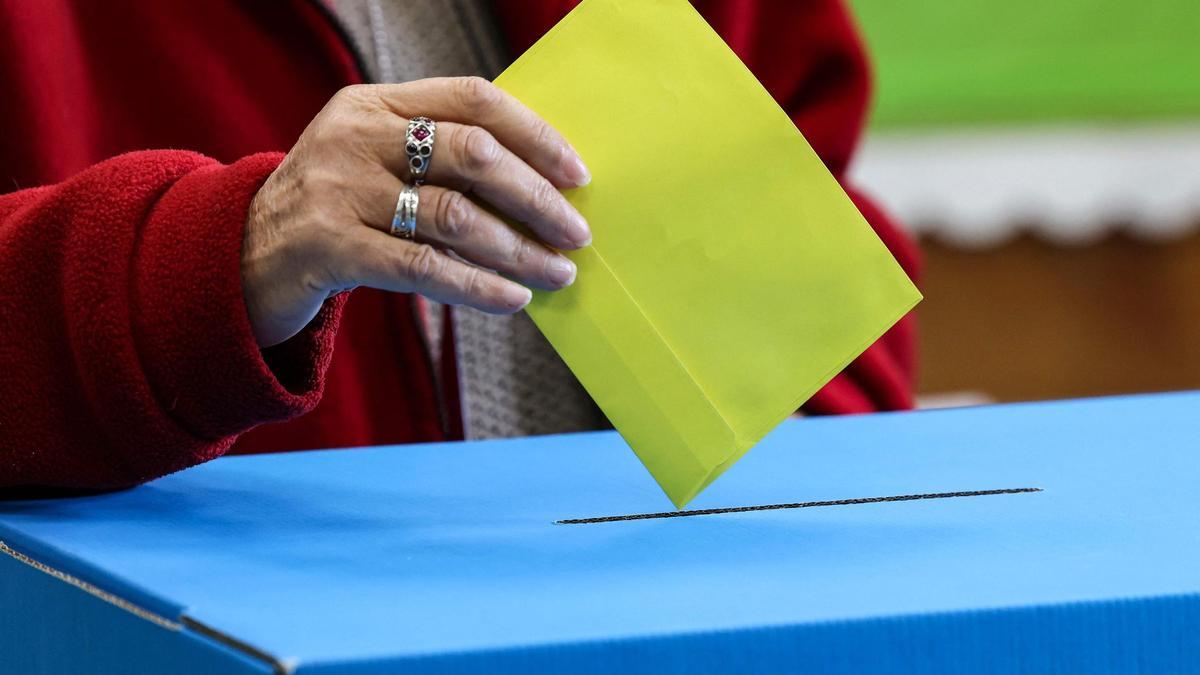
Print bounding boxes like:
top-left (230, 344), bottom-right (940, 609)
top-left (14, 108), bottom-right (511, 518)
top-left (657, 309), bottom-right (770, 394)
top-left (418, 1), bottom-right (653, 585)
top-left (531, 245), bottom-right (738, 507)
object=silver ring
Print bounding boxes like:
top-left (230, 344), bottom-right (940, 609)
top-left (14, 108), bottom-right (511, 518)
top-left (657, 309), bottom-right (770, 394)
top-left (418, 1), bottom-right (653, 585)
top-left (390, 184), bottom-right (419, 239)
top-left (406, 116), bottom-right (437, 183)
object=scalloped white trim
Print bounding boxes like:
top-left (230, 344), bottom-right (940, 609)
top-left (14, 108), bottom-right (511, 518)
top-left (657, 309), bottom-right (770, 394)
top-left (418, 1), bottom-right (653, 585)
top-left (850, 124), bottom-right (1200, 248)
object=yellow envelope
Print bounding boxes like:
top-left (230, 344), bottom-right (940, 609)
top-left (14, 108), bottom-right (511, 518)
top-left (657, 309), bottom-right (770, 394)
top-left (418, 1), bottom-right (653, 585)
top-left (494, 0), bottom-right (921, 508)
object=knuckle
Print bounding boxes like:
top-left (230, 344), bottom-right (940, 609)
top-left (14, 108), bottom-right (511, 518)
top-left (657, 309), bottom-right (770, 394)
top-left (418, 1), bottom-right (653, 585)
top-left (313, 253), bottom-right (354, 295)
top-left (331, 85), bottom-right (393, 121)
top-left (456, 76), bottom-right (502, 111)
top-left (406, 244), bottom-right (443, 287)
top-left (333, 84), bottom-right (368, 106)
top-left (532, 120), bottom-right (560, 151)
top-left (459, 126), bottom-right (502, 174)
top-left (329, 116), bottom-right (374, 146)
top-left (308, 218), bottom-right (346, 254)
top-left (511, 239), bottom-right (536, 268)
top-left (306, 167), bottom-right (347, 196)
top-left (461, 266), bottom-right (488, 299)
top-left (526, 180), bottom-right (560, 217)
top-left (311, 110), bottom-right (376, 152)
top-left (437, 191), bottom-right (473, 239)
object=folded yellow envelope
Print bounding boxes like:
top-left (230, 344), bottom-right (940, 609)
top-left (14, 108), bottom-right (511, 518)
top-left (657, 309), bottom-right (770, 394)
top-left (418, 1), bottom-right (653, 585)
top-left (494, 0), bottom-right (921, 508)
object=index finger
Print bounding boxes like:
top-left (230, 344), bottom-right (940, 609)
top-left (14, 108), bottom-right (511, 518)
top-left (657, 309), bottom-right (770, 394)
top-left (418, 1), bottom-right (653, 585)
top-left (366, 77), bottom-right (591, 189)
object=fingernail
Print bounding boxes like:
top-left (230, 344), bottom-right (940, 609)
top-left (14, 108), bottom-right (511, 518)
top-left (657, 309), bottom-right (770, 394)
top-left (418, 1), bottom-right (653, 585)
top-left (567, 213), bottom-right (592, 247)
top-left (504, 284), bottom-right (533, 311)
top-left (547, 256), bottom-right (577, 287)
top-left (563, 154), bottom-right (591, 187)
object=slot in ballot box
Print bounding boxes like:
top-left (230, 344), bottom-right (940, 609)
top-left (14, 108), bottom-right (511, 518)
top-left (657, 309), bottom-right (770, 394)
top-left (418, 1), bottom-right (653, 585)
top-left (3, 392), bottom-right (1200, 674)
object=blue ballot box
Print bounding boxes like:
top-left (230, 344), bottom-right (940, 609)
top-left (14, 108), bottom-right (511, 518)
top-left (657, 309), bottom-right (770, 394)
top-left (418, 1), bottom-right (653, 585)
top-left (3, 392), bottom-right (1200, 674)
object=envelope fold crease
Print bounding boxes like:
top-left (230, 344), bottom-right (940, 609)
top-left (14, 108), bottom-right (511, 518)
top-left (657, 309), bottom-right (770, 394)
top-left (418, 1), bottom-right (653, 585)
top-left (532, 246), bottom-right (738, 507)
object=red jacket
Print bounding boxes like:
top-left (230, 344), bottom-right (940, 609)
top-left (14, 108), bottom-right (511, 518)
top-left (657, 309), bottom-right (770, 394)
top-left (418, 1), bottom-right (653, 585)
top-left (0, 0), bottom-right (919, 490)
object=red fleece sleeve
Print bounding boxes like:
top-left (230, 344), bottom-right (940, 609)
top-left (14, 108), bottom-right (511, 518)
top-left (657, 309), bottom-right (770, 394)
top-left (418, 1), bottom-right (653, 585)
top-left (0, 151), bottom-right (344, 490)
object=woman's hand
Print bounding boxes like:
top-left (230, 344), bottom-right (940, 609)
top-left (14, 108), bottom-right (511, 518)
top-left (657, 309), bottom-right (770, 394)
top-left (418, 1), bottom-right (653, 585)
top-left (242, 77), bottom-right (592, 347)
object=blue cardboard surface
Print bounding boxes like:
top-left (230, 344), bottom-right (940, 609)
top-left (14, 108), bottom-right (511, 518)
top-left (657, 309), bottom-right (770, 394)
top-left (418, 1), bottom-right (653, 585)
top-left (0, 549), bottom-right (271, 674)
top-left (2, 392), bottom-right (1200, 673)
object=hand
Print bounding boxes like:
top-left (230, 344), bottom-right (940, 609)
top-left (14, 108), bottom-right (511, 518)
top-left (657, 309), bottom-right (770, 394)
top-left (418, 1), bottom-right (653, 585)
top-left (242, 77), bottom-right (592, 347)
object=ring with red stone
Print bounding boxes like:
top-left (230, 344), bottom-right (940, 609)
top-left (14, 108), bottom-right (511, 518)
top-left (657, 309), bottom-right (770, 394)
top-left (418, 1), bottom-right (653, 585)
top-left (405, 116), bottom-right (437, 184)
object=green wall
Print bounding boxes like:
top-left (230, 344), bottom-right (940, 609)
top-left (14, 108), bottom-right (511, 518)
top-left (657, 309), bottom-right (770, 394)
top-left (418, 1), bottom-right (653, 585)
top-left (849, 0), bottom-right (1200, 129)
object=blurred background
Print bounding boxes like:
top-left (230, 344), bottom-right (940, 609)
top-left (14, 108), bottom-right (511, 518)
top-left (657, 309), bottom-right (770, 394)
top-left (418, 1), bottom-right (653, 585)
top-left (848, 0), bottom-right (1200, 406)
